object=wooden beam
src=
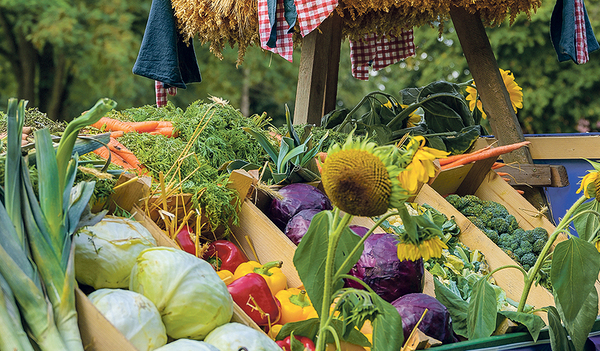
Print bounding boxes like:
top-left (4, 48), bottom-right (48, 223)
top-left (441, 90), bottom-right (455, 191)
top-left (293, 13), bottom-right (342, 125)
top-left (450, 6), bottom-right (531, 165)
top-left (494, 164), bottom-right (569, 187)
top-left (323, 12), bottom-right (343, 116)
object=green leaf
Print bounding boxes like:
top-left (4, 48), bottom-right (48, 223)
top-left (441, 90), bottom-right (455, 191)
top-left (293, 211), bottom-right (332, 318)
top-left (325, 319), bottom-right (371, 347)
top-left (439, 125), bottom-right (482, 155)
top-left (280, 144), bottom-right (308, 172)
top-left (433, 278), bottom-right (469, 338)
top-left (572, 199), bottom-right (600, 242)
top-left (285, 104), bottom-right (301, 146)
top-left (556, 287), bottom-right (598, 351)
top-left (547, 306), bottom-right (574, 351)
top-left (276, 318), bottom-right (320, 340)
top-left (498, 310), bottom-right (546, 342)
top-left (243, 127), bottom-right (279, 164)
top-left (551, 237), bottom-right (600, 325)
top-left (334, 226), bottom-right (364, 277)
top-left (467, 277), bottom-right (498, 339)
top-left (322, 108), bottom-right (349, 129)
top-left (289, 332), bottom-right (305, 351)
top-left (277, 137), bottom-right (291, 173)
top-left (371, 293), bottom-right (403, 351)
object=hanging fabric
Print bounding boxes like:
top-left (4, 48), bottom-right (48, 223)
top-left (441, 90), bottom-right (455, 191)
top-left (155, 81), bottom-right (177, 108)
top-left (349, 30), bottom-right (415, 80)
top-left (550, 0), bottom-right (599, 64)
top-left (259, 0), bottom-right (295, 62)
top-left (295, 0), bottom-right (337, 37)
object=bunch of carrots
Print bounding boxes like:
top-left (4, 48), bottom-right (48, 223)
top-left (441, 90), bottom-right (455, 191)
top-left (90, 117), bottom-right (178, 172)
top-left (439, 141), bottom-right (531, 170)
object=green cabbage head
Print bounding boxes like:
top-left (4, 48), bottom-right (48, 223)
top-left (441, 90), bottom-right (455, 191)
top-left (154, 339), bottom-right (220, 351)
top-left (130, 247), bottom-right (233, 340)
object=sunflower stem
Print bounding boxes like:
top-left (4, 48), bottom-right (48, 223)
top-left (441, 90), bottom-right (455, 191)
top-left (316, 212), bottom-right (353, 351)
top-left (517, 195), bottom-right (588, 312)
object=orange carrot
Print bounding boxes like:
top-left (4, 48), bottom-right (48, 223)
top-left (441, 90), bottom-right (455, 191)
top-left (110, 131), bottom-right (124, 138)
top-left (150, 127), bottom-right (178, 138)
top-left (156, 121), bottom-right (173, 128)
top-left (440, 141), bottom-right (531, 170)
top-left (93, 147), bottom-right (136, 170)
top-left (107, 137), bottom-right (144, 169)
top-left (516, 189), bottom-right (525, 195)
top-left (496, 172), bottom-right (510, 176)
top-left (502, 177), bottom-right (511, 182)
top-left (438, 145), bottom-right (492, 166)
top-left (492, 162), bottom-right (506, 170)
top-left (129, 121), bottom-right (160, 132)
top-left (91, 117), bottom-right (136, 133)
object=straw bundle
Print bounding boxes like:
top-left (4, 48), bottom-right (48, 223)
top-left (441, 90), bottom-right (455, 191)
top-left (172, 0), bottom-right (542, 61)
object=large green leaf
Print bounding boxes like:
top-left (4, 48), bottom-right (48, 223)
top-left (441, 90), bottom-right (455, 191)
top-left (556, 287), bottom-right (598, 351)
top-left (551, 237), bottom-right (600, 325)
top-left (276, 319), bottom-right (320, 340)
top-left (371, 293), bottom-right (403, 351)
top-left (433, 278), bottom-right (469, 338)
top-left (334, 226), bottom-right (363, 277)
top-left (243, 127), bottom-right (279, 164)
top-left (547, 306), bottom-right (574, 351)
top-left (293, 211), bottom-right (333, 318)
top-left (572, 199), bottom-right (600, 242)
top-left (439, 125), bottom-right (482, 155)
top-left (467, 277), bottom-right (498, 339)
top-left (498, 310), bottom-right (546, 342)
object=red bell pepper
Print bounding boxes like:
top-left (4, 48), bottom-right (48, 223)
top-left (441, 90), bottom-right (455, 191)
top-left (175, 225), bottom-right (197, 255)
top-left (276, 335), bottom-right (316, 351)
top-left (202, 239), bottom-right (249, 272)
top-left (227, 272), bottom-right (281, 326)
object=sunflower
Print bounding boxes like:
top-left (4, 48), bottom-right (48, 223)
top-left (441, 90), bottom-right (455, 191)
top-left (400, 104), bottom-right (422, 128)
top-left (397, 136), bottom-right (449, 195)
top-left (576, 160), bottom-right (600, 201)
top-left (596, 240), bottom-right (600, 254)
top-left (397, 236), bottom-right (447, 261)
top-left (321, 133), bottom-right (408, 217)
top-left (465, 69), bottom-right (524, 119)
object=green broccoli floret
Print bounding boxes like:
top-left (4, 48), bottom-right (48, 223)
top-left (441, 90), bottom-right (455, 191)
top-left (490, 217), bottom-right (509, 233)
top-left (478, 208), bottom-right (494, 225)
top-left (533, 238), bottom-right (546, 253)
top-left (512, 228), bottom-right (526, 240)
top-left (506, 215), bottom-right (519, 233)
top-left (463, 195), bottom-right (483, 207)
top-left (467, 216), bottom-right (486, 230)
top-left (498, 233), bottom-right (512, 249)
top-left (520, 253), bottom-right (537, 269)
top-left (462, 204), bottom-right (484, 217)
top-left (519, 241), bottom-right (533, 253)
top-left (522, 230), bottom-right (537, 244)
top-left (484, 201), bottom-right (510, 218)
top-left (513, 247), bottom-right (528, 260)
top-left (531, 227), bottom-right (549, 242)
top-left (484, 229), bottom-right (500, 244)
top-left (446, 194), bottom-right (465, 209)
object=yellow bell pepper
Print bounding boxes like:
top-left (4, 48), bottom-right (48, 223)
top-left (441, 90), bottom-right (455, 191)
top-left (274, 287), bottom-right (318, 325)
top-left (217, 269), bottom-right (234, 285)
top-left (233, 260), bottom-right (287, 295)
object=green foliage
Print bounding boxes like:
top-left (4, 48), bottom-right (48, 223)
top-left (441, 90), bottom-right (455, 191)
top-left (467, 278), bottom-right (497, 339)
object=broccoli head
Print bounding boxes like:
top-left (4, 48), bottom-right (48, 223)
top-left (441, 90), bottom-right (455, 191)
top-left (512, 228), bottom-right (526, 241)
top-left (513, 247), bottom-right (528, 260)
top-left (463, 194), bottom-right (483, 207)
top-left (533, 238), bottom-right (546, 253)
top-left (519, 241), bottom-right (533, 253)
top-left (520, 252), bottom-right (538, 269)
top-left (489, 217), bottom-right (509, 234)
top-left (462, 204), bottom-right (484, 217)
top-left (467, 216), bottom-right (486, 230)
top-left (484, 229), bottom-right (500, 244)
top-left (531, 227), bottom-right (549, 242)
top-left (522, 230), bottom-right (537, 244)
top-left (498, 234), bottom-right (519, 251)
top-left (446, 194), bottom-right (465, 209)
top-left (506, 215), bottom-right (519, 233)
top-left (484, 201), bottom-right (510, 218)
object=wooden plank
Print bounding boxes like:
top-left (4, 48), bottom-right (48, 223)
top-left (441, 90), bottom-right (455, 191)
top-left (107, 172), bottom-right (151, 213)
top-left (323, 11), bottom-right (343, 116)
top-left (477, 135), bottom-right (600, 160)
top-left (415, 184), bottom-right (555, 322)
top-left (430, 163), bottom-right (474, 196)
top-left (455, 155), bottom-right (499, 196)
top-left (293, 14), bottom-right (337, 125)
top-left (494, 164), bottom-right (570, 187)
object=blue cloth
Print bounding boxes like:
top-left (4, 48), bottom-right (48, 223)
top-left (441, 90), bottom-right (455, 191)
top-left (550, 0), bottom-right (599, 63)
top-left (266, 0), bottom-right (297, 48)
top-left (133, 0), bottom-right (201, 88)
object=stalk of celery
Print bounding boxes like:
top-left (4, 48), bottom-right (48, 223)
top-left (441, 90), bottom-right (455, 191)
top-left (0, 274), bottom-right (35, 351)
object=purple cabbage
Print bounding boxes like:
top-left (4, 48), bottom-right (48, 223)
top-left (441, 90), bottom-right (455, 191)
top-left (345, 226), bottom-right (424, 303)
top-left (268, 183), bottom-right (332, 230)
top-left (284, 209), bottom-right (322, 245)
top-left (392, 293), bottom-right (456, 344)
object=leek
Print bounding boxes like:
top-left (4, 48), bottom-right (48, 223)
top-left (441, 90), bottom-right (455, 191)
top-left (1, 97), bottom-right (117, 351)
top-left (0, 274), bottom-right (34, 351)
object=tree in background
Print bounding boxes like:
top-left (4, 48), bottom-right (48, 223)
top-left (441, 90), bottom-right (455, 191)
top-left (0, 0), bottom-right (149, 120)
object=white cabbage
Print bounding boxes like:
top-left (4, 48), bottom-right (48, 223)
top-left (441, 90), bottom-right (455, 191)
top-left (154, 339), bottom-right (221, 351)
top-left (130, 247), bottom-right (233, 340)
top-left (205, 323), bottom-right (282, 351)
top-left (88, 289), bottom-right (167, 351)
top-left (74, 216), bottom-right (157, 289)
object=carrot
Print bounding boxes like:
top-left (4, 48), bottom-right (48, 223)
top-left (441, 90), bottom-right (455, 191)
top-left (492, 162), bottom-right (506, 170)
top-left (107, 137), bottom-right (144, 169)
top-left (129, 121), bottom-right (160, 133)
top-left (156, 121), bottom-right (173, 128)
top-left (93, 147), bottom-right (136, 170)
top-left (110, 131), bottom-right (124, 138)
top-left (317, 152), bottom-right (327, 163)
top-left (91, 117), bottom-right (136, 133)
top-left (438, 145), bottom-right (492, 166)
top-left (496, 172), bottom-right (509, 176)
top-left (440, 141), bottom-right (531, 170)
top-left (516, 189), bottom-right (525, 195)
top-left (150, 127), bottom-right (178, 138)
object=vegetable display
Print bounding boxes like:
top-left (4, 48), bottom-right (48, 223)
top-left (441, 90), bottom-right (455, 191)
top-left (87, 289), bottom-right (167, 351)
top-left (202, 239), bottom-right (249, 273)
top-left (268, 183), bottom-right (332, 230)
top-left (74, 216), bottom-right (157, 289)
top-left (233, 260), bottom-right (287, 295)
top-left (227, 273), bottom-right (281, 326)
top-left (129, 247), bottom-right (233, 340)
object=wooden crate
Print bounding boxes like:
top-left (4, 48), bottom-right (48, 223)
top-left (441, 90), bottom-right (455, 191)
top-left (76, 171), bottom-right (260, 351)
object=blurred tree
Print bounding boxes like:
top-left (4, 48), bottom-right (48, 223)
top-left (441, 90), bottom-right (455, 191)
top-left (0, 0), bottom-right (150, 120)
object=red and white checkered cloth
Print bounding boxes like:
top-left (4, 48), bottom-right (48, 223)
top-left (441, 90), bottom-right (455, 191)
top-left (574, 0), bottom-right (589, 64)
top-left (155, 81), bottom-right (177, 107)
top-left (295, 0), bottom-right (337, 37)
top-left (258, 0), bottom-right (294, 62)
top-left (349, 30), bottom-right (415, 80)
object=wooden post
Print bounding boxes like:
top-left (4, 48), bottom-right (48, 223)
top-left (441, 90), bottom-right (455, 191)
top-left (450, 6), bottom-right (531, 165)
top-left (293, 12), bottom-right (343, 125)
top-left (450, 6), bottom-right (550, 213)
